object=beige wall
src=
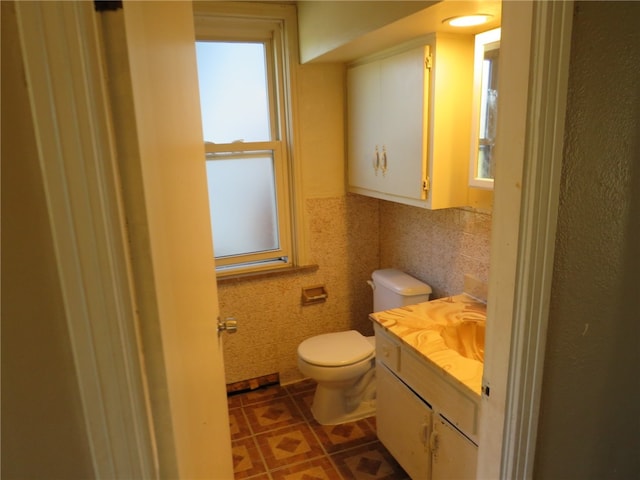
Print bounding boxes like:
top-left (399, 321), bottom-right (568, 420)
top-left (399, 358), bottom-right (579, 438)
top-left (297, 1), bottom-right (432, 62)
top-left (0, 2), bottom-right (95, 477)
top-left (534, 2), bottom-right (640, 477)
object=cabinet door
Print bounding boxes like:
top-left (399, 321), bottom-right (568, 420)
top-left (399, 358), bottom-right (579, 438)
top-left (347, 60), bottom-right (383, 192)
top-left (379, 46), bottom-right (428, 200)
top-left (377, 363), bottom-right (432, 480)
top-left (431, 415), bottom-right (478, 480)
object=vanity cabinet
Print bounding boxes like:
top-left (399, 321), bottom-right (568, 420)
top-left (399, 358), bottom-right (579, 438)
top-left (347, 33), bottom-right (474, 210)
top-left (375, 324), bottom-right (478, 480)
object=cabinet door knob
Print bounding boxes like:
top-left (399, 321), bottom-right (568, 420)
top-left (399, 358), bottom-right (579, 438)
top-left (429, 429), bottom-right (439, 455)
top-left (381, 146), bottom-right (388, 175)
top-left (373, 146), bottom-right (380, 174)
top-left (421, 420), bottom-right (431, 450)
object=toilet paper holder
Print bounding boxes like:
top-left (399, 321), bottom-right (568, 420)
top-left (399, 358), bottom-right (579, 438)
top-left (301, 285), bottom-right (328, 306)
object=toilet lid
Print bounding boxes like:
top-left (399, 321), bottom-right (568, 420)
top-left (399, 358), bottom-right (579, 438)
top-left (298, 330), bottom-right (374, 367)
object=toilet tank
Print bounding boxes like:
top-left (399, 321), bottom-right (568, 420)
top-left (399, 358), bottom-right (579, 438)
top-left (371, 269), bottom-right (432, 312)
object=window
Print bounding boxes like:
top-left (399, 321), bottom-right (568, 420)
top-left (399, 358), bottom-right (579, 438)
top-left (194, 9), bottom-right (297, 275)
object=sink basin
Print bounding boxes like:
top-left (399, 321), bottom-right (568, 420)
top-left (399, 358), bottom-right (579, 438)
top-left (440, 320), bottom-right (485, 362)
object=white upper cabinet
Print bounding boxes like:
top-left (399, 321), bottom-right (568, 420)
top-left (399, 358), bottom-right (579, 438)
top-left (348, 46), bottom-right (428, 201)
top-left (347, 33), bottom-right (474, 209)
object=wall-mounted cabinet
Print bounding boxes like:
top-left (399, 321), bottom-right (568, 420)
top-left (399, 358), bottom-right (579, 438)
top-left (347, 33), bottom-right (474, 209)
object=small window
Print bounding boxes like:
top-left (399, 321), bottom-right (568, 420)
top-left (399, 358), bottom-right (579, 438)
top-left (194, 12), bottom-right (296, 275)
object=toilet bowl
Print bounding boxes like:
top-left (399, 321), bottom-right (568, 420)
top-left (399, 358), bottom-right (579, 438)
top-left (297, 330), bottom-right (376, 425)
top-left (296, 269), bottom-right (432, 425)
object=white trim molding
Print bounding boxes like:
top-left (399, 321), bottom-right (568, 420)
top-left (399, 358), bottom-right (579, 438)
top-left (14, 2), bottom-right (157, 478)
top-left (503, 1), bottom-right (574, 477)
top-left (482, 1), bottom-right (575, 479)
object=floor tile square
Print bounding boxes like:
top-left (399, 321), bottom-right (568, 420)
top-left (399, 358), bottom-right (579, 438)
top-left (230, 437), bottom-right (267, 479)
top-left (239, 384), bottom-right (288, 406)
top-left (255, 423), bottom-right (325, 471)
top-left (331, 442), bottom-right (409, 480)
top-left (366, 415), bottom-right (377, 432)
top-left (270, 456), bottom-right (342, 480)
top-left (228, 394), bottom-right (243, 410)
top-left (244, 396), bottom-right (306, 434)
top-left (290, 390), bottom-right (316, 422)
top-left (226, 380), bottom-right (406, 480)
top-left (312, 418), bottom-right (377, 454)
top-left (284, 378), bottom-right (317, 395)
top-left (228, 407), bottom-right (252, 440)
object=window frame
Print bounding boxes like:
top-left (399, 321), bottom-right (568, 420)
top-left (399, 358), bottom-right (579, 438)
top-left (194, 4), bottom-right (303, 276)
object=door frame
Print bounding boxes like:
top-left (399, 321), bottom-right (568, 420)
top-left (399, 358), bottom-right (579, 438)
top-left (15, 0), bottom-right (575, 478)
top-left (14, 2), bottom-right (157, 477)
top-left (478, 1), bottom-right (574, 478)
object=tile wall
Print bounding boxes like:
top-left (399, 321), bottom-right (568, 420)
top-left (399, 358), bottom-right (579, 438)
top-left (218, 194), bottom-right (492, 385)
top-left (379, 200), bottom-right (492, 298)
top-left (218, 194), bottom-right (380, 385)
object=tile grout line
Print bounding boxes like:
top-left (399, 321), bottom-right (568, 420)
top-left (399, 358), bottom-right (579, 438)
top-left (230, 382), bottom-right (407, 480)
top-left (285, 386), bottom-right (348, 479)
top-left (233, 399), bottom-right (272, 480)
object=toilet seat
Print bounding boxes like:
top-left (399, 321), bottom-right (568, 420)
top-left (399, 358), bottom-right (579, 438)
top-left (298, 330), bottom-right (374, 367)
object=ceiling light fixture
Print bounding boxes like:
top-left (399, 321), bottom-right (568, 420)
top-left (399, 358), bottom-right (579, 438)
top-left (444, 14), bottom-right (492, 28)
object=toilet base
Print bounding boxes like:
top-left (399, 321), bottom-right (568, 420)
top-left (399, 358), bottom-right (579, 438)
top-left (310, 383), bottom-right (376, 426)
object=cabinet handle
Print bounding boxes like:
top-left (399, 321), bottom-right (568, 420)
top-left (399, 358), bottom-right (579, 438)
top-left (421, 420), bottom-right (431, 451)
top-left (373, 146), bottom-right (380, 174)
top-left (429, 429), bottom-right (439, 456)
top-left (381, 146), bottom-right (388, 175)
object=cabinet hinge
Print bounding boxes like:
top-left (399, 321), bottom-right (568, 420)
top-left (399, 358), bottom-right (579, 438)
top-left (423, 177), bottom-right (430, 192)
top-left (425, 53), bottom-right (432, 71)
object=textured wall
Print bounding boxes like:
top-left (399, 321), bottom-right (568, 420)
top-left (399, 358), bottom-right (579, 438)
top-left (379, 202), bottom-right (492, 298)
top-left (534, 2), bottom-right (640, 478)
top-left (219, 194), bottom-right (379, 384)
top-left (220, 193), bottom-right (492, 384)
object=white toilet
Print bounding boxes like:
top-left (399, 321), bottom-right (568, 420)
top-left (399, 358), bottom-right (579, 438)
top-left (297, 268), bottom-right (432, 425)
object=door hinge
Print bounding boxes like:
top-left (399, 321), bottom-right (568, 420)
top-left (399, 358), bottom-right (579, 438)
top-left (94, 0), bottom-right (123, 12)
top-left (425, 52), bottom-right (433, 71)
top-left (482, 382), bottom-right (491, 398)
top-left (423, 177), bottom-right (430, 192)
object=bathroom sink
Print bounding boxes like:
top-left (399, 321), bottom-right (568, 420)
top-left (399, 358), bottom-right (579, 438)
top-left (440, 319), bottom-right (485, 362)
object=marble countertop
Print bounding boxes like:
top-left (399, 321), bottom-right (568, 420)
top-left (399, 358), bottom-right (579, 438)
top-left (370, 294), bottom-right (486, 395)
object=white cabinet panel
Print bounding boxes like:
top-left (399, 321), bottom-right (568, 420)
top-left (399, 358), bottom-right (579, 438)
top-left (348, 45), bottom-right (428, 202)
top-left (375, 325), bottom-right (401, 371)
top-left (347, 60), bottom-right (383, 192)
top-left (401, 343), bottom-right (479, 438)
top-left (347, 34), bottom-right (474, 209)
top-left (431, 415), bottom-right (478, 480)
top-left (378, 47), bottom-right (427, 199)
top-left (377, 363), bottom-right (431, 480)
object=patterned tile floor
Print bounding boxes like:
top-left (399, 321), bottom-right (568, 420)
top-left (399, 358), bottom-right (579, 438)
top-left (227, 379), bottom-right (410, 480)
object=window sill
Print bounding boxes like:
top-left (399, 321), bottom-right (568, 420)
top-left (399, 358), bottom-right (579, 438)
top-left (216, 264), bottom-right (319, 285)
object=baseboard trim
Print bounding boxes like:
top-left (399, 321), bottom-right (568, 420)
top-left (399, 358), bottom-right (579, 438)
top-left (226, 373), bottom-right (280, 395)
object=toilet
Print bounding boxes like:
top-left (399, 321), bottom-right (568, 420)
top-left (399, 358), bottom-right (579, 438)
top-left (297, 268), bottom-right (432, 425)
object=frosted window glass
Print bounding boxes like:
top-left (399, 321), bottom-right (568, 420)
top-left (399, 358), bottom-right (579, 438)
top-left (196, 42), bottom-right (271, 143)
top-left (206, 154), bottom-right (279, 258)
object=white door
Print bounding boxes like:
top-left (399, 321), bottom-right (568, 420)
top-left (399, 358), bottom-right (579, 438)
top-left (14, 1), bottom-right (233, 477)
top-left (117, 2), bottom-right (233, 478)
